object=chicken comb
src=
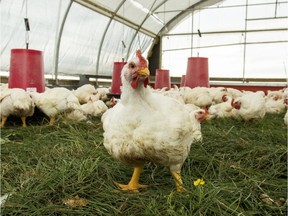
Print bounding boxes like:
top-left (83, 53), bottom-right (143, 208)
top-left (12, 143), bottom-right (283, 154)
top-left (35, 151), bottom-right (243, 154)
top-left (136, 49), bottom-right (147, 69)
top-left (201, 107), bottom-right (209, 113)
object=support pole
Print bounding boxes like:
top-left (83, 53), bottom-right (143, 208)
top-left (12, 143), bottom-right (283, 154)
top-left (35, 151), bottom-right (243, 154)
top-left (242, 0), bottom-right (249, 83)
top-left (54, 0), bottom-right (73, 86)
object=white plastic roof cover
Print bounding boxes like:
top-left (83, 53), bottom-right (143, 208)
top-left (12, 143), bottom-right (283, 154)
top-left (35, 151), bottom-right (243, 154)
top-left (1, 0), bottom-right (219, 78)
top-left (162, 0), bottom-right (288, 79)
top-left (0, 0), bottom-right (152, 76)
top-left (1, 0), bottom-right (287, 80)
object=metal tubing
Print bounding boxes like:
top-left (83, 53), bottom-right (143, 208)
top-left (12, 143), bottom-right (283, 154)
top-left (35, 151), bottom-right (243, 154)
top-left (95, 0), bottom-right (126, 77)
top-left (54, 0), bottom-right (73, 85)
top-left (242, 0), bottom-right (248, 83)
top-left (126, 0), bottom-right (169, 60)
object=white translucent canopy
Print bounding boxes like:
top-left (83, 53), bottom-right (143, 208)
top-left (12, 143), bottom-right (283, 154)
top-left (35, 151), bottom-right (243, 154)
top-left (1, 0), bottom-right (287, 80)
top-left (1, 0), bottom-right (219, 77)
top-left (162, 0), bottom-right (288, 79)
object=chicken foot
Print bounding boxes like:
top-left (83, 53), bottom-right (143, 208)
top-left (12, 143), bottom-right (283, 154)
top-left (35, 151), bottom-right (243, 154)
top-left (115, 165), bottom-right (148, 192)
top-left (171, 171), bottom-right (185, 192)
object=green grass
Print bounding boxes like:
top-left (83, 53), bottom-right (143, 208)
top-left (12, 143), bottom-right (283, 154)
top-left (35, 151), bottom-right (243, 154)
top-left (1, 113), bottom-right (287, 215)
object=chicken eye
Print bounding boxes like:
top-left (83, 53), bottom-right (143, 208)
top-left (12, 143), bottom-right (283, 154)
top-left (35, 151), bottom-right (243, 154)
top-left (129, 63), bottom-right (136, 69)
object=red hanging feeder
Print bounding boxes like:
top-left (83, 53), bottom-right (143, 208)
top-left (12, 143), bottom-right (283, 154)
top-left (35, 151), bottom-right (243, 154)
top-left (155, 69), bottom-right (171, 89)
top-left (8, 48), bottom-right (45, 93)
top-left (185, 57), bottom-right (209, 88)
top-left (110, 61), bottom-right (127, 95)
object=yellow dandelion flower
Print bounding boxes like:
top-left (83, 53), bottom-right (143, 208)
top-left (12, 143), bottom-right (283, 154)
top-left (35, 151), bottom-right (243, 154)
top-left (194, 178), bottom-right (205, 186)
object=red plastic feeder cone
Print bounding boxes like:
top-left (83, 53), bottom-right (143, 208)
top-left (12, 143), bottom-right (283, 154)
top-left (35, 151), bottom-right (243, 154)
top-left (110, 61), bottom-right (127, 94)
top-left (155, 69), bottom-right (171, 89)
top-left (180, 75), bottom-right (186, 87)
top-left (8, 49), bottom-right (45, 93)
top-left (185, 57), bottom-right (209, 88)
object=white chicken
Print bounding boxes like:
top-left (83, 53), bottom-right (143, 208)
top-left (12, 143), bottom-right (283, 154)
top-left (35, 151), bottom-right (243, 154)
top-left (226, 87), bottom-right (243, 98)
top-left (66, 109), bottom-right (87, 122)
top-left (101, 50), bottom-right (201, 192)
top-left (162, 90), bottom-right (185, 104)
top-left (265, 95), bottom-right (286, 114)
top-left (81, 98), bottom-right (108, 117)
top-left (184, 107), bottom-right (210, 142)
top-left (231, 92), bottom-right (266, 121)
top-left (266, 89), bottom-right (285, 100)
top-left (87, 87), bottom-right (110, 102)
top-left (30, 87), bottom-right (82, 125)
top-left (208, 87), bottom-right (229, 104)
top-left (153, 87), bottom-right (185, 104)
top-left (0, 88), bottom-right (35, 127)
top-left (180, 86), bottom-right (213, 107)
top-left (208, 95), bottom-right (233, 119)
top-left (73, 84), bottom-right (98, 104)
top-left (95, 87), bottom-right (110, 101)
top-left (105, 96), bottom-right (120, 108)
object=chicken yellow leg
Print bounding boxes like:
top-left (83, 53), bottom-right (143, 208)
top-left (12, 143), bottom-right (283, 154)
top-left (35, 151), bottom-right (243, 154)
top-left (21, 116), bottom-right (27, 128)
top-left (0, 116), bottom-right (7, 128)
top-left (171, 171), bottom-right (185, 192)
top-left (49, 117), bottom-right (56, 125)
top-left (115, 166), bottom-right (148, 192)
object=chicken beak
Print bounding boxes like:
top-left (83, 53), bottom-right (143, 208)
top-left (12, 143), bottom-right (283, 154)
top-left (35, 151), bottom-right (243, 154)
top-left (205, 112), bottom-right (210, 120)
top-left (131, 67), bottom-right (150, 89)
top-left (137, 67), bottom-right (150, 77)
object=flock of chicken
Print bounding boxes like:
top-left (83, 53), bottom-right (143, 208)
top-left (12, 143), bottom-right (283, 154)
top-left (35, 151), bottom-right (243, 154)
top-left (0, 49), bottom-right (287, 192)
top-left (0, 82), bottom-right (287, 128)
top-left (154, 85), bottom-right (288, 123)
top-left (0, 84), bottom-right (110, 127)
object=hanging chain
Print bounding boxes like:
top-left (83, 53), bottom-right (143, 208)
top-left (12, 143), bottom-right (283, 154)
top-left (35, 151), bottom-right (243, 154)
top-left (121, 3), bottom-right (126, 61)
top-left (24, 0), bottom-right (30, 49)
